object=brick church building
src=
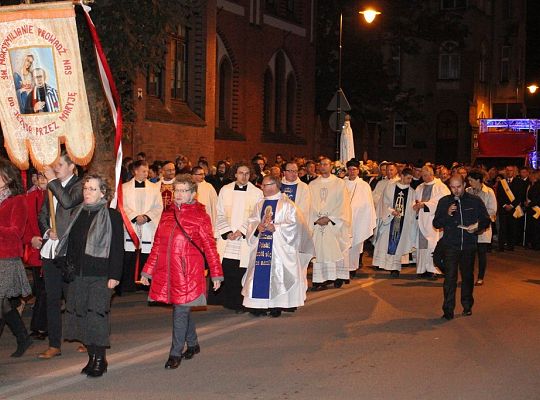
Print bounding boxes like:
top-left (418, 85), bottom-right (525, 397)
top-left (128, 0), bottom-right (318, 165)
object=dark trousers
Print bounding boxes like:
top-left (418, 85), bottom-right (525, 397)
top-left (442, 247), bottom-right (475, 317)
top-left (119, 251), bottom-right (149, 294)
top-left (498, 212), bottom-right (516, 249)
top-left (30, 267), bottom-right (47, 333)
top-left (43, 259), bottom-right (69, 348)
top-left (170, 305), bottom-right (197, 357)
top-left (476, 243), bottom-right (489, 280)
top-left (207, 258), bottom-right (244, 310)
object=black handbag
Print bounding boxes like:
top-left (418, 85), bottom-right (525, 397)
top-left (173, 211), bottom-right (209, 271)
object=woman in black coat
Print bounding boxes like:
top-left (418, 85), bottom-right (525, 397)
top-left (56, 174), bottom-right (123, 377)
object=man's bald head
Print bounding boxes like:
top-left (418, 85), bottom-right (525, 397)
top-left (448, 174), bottom-right (465, 197)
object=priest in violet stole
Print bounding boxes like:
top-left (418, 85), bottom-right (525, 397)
top-left (242, 176), bottom-right (314, 317)
top-left (372, 167), bottom-right (417, 277)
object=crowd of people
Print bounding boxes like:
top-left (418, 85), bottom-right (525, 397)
top-left (0, 149), bottom-right (539, 376)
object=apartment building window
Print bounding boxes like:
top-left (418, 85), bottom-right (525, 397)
top-left (147, 67), bottom-right (163, 98)
top-left (286, 0), bottom-right (295, 15)
top-left (439, 41), bottom-right (460, 80)
top-left (274, 51), bottom-right (285, 133)
top-left (389, 45), bottom-right (401, 77)
top-left (500, 45), bottom-right (510, 82)
top-left (265, 0), bottom-right (277, 13)
top-left (218, 57), bottom-right (233, 129)
top-left (263, 68), bottom-right (274, 132)
top-left (441, 0), bottom-right (467, 10)
top-left (170, 25), bottom-right (188, 101)
top-left (286, 73), bottom-right (296, 134)
top-left (502, 0), bottom-right (512, 18)
top-left (393, 120), bottom-right (407, 147)
top-left (479, 43), bottom-right (487, 83)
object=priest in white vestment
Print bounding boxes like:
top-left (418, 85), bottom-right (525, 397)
top-left (308, 158), bottom-right (352, 289)
top-left (413, 165), bottom-right (450, 278)
top-left (372, 163), bottom-right (399, 209)
top-left (344, 159), bottom-right (376, 276)
top-left (208, 162), bottom-right (263, 310)
top-left (280, 162), bottom-right (311, 225)
top-left (372, 168), bottom-right (417, 277)
top-left (242, 176), bottom-right (315, 316)
top-left (122, 161), bottom-right (163, 292)
top-left (159, 162), bottom-right (177, 208)
top-left (192, 166), bottom-right (218, 234)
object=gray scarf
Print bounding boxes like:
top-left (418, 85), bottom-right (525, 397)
top-left (56, 198), bottom-right (112, 259)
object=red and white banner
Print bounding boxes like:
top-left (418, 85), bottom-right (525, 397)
top-left (81, 3), bottom-right (141, 278)
top-left (0, 2), bottom-right (94, 169)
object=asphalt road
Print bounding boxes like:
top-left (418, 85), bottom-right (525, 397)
top-left (1, 247), bottom-right (539, 400)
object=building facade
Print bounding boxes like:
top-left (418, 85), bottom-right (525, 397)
top-left (359, 0), bottom-right (527, 166)
top-left (127, 0), bottom-right (317, 165)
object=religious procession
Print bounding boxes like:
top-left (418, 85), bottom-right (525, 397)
top-left (0, 0), bottom-right (539, 389)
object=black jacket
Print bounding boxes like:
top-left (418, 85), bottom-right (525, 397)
top-left (66, 208), bottom-right (124, 280)
top-left (496, 178), bottom-right (527, 213)
top-left (433, 192), bottom-right (491, 251)
top-left (38, 175), bottom-right (83, 239)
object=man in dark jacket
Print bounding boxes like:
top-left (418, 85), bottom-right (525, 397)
top-left (433, 175), bottom-right (490, 321)
top-left (496, 165), bottom-right (527, 251)
top-left (38, 151), bottom-right (83, 358)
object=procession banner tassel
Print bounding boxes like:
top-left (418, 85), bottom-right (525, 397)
top-left (79, 3), bottom-right (141, 282)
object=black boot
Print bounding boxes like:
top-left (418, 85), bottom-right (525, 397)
top-left (87, 346), bottom-right (107, 378)
top-left (4, 309), bottom-right (33, 357)
top-left (81, 345), bottom-right (96, 375)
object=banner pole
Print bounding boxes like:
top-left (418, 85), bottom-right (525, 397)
top-left (48, 189), bottom-right (56, 235)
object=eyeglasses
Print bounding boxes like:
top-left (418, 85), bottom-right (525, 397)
top-left (175, 189), bottom-right (192, 193)
top-left (262, 182), bottom-right (276, 187)
top-left (83, 187), bottom-right (98, 192)
top-left (285, 170), bottom-right (298, 173)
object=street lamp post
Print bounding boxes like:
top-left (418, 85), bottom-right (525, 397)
top-left (334, 9), bottom-right (380, 161)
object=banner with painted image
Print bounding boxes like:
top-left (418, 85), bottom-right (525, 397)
top-left (0, 2), bottom-right (94, 169)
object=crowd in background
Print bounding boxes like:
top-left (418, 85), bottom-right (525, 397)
top-left (120, 152), bottom-right (540, 252)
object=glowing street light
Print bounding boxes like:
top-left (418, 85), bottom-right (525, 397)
top-left (527, 84), bottom-right (538, 94)
top-left (359, 9), bottom-right (381, 24)
top-left (333, 8), bottom-right (381, 159)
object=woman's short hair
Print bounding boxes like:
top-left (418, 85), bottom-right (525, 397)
top-left (83, 173), bottom-right (113, 202)
top-left (0, 158), bottom-right (24, 196)
top-left (173, 174), bottom-right (197, 193)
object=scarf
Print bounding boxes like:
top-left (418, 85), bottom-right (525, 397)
top-left (56, 198), bottom-right (112, 259)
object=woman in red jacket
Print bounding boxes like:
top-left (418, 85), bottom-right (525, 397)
top-left (141, 174), bottom-right (223, 369)
top-left (0, 158), bottom-right (33, 357)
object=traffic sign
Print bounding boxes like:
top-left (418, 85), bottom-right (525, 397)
top-left (327, 89), bottom-right (351, 111)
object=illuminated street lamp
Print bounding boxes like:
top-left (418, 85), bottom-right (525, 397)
top-left (527, 84), bottom-right (538, 94)
top-left (333, 8), bottom-right (381, 160)
top-left (359, 9), bottom-right (381, 24)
